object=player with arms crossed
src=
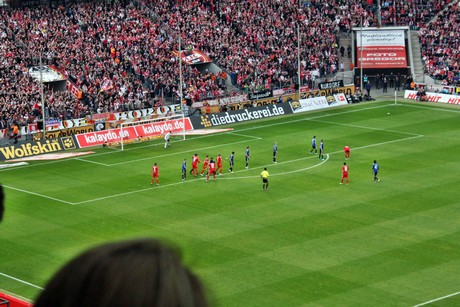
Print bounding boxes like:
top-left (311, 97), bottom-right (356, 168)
top-left (151, 163), bottom-right (159, 185)
top-left (206, 158), bottom-right (217, 182)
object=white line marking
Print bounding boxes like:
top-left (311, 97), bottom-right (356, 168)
top-left (0, 272), bottom-right (43, 290)
top-left (109, 137), bottom-right (262, 166)
top-left (310, 119), bottom-right (422, 137)
top-left (227, 132), bottom-right (262, 139)
top-left (0, 102), bottom-right (426, 172)
top-left (219, 154), bottom-right (330, 179)
top-left (414, 291), bottom-right (460, 306)
top-left (75, 158), bottom-right (110, 166)
top-left (3, 185), bottom-right (75, 205)
top-left (4, 132), bottom-right (423, 206)
top-left (232, 103), bottom-right (394, 133)
top-left (402, 103), bottom-right (460, 113)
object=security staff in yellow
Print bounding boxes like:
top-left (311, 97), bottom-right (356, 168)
top-left (260, 167), bottom-right (269, 191)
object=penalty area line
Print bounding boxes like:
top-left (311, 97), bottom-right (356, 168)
top-left (3, 185), bottom-right (75, 205)
top-left (414, 291), bottom-right (460, 307)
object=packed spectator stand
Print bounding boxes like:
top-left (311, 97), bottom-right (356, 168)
top-left (0, 0), bottom-right (458, 135)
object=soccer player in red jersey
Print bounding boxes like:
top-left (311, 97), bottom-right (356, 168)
top-left (206, 158), bottom-right (217, 182)
top-left (216, 154), bottom-right (223, 175)
top-left (344, 145), bottom-right (350, 160)
top-left (340, 162), bottom-right (349, 185)
top-left (191, 154), bottom-right (200, 177)
top-left (200, 155), bottom-right (209, 176)
top-left (151, 163), bottom-right (159, 185)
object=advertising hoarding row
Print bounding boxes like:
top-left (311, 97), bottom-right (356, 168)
top-left (1, 97), bottom-right (350, 161)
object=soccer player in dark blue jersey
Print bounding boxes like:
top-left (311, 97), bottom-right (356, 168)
top-left (245, 146), bottom-right (250, 169)
top-left (372, 160), bottom-right (380, 182)
top-left (273, 142), bottom-right (278, 163)
top-left (181, 159), bottom-right (187, 180)
top-left (229, 151), bottom-right (235, 173)
top-left (310, 136), bottom-right (317, 154)
top-left (319, 139), bottom-right (324, 160)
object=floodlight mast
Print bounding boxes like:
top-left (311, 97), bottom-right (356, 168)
top-left (297, 25), bottom-right (301, 100)
top-left (178, 34), bottom-right (184, 108)
top-left (39, 51), bottom-right (46, 140)
top-left (360, 16), bottom-right (363, 94)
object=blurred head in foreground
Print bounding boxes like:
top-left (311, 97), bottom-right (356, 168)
top-left (35, 238), bottom-right (208, 307)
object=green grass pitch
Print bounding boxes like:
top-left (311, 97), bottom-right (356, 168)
top-left (1, 100), bottom-right (460, 306)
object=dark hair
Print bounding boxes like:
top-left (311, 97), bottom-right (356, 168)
top-left (35, 238), bottom-right (208, 307)
top-left (0, 184), bottom-right (4, 222)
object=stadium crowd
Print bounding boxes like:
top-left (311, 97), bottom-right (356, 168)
top-left (0, 0), bottom-right (459, 131)
top-left (418, 1), bottom-right (460, 85)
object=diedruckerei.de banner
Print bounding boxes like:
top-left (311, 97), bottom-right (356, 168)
top-left (189, 103), bottom-right (293, 129)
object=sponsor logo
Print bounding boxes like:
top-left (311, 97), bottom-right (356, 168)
top-left (248, 90), bottom-right (273, 100)
top-left (199, 116), bottom-right (213, 128)
top-left (61, 137), bottom-right (77, 149)
top-left (0, 138), bottom-right (77, 161)
top-left (46, 126), bottom-right (95, 139)
top-left (74, 118), bottom-right (193, 148)
top-left (404, 90), bottom-right (460, 104)
top-left (190, 104), bottom-right (292, 129)
top-left (319, 80), bottom-right (344, 90)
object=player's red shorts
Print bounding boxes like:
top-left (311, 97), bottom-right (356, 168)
top-left (342, 172), bottom-right (348, 178)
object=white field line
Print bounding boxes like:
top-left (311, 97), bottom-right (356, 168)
top-left (309, 119), bottom-right (423, 137)
top-left (108, 137), bottom-right (263, 166)
top-left (3, 185), bottom-right (74, 205)
top-left (3, 125), bottom-right (424, 206)
top-left (402, 102), bottom-right (460, 113)
top-left (74, 133), bottom-right (422, 205)
top-left (74, 158), bottom-right (110, 166)
top-left (233, 103), bottom-right (394, 133)
top-left (84, 103), bottom-right (402, 167)
top-left (226, 132), bottom-right (262, 139)
top-left (0, 272), bottom-right (43, 290)
top-left (219, 154), bottom-right (330, 180)
top-left (0, 102), bottom-right (422, 171)
top-left (414, 291), bottom-right (460, 306)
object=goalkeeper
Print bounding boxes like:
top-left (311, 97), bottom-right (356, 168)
top-left (164, 130), bottom-right (171, 149)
